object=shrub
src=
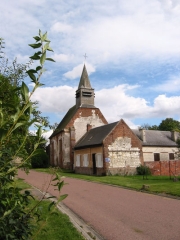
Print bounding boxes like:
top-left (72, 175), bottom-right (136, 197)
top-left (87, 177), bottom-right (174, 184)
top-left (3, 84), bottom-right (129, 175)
top-left (31, 151), bottom-right (49, 168)
top-left (136, 164), bottom-right (151, 175)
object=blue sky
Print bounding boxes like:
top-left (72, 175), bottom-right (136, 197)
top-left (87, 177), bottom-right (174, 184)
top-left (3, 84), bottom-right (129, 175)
top-left (1, 0), bottom-right (180, 137)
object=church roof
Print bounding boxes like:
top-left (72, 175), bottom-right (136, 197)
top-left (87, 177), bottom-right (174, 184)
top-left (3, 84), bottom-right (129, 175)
top-left (78, 64), bottom-right (92, 89)
top-left (74, 122), bottom-right (118, 149)
top-left (50, 105), bottom-right (77, 138)
top-left (132, 129), bottom-right (178, 146)
top-left (50, 105), bottom-right (98, 138)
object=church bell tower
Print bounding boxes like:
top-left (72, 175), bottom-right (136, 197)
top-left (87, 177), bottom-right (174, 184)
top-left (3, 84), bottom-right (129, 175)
top-left (76, 64), bottom-right (95, 108)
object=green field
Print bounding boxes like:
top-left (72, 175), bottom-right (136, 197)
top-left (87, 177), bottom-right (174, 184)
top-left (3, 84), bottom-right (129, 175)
top-left (35, 168), bottom-right (180, 197)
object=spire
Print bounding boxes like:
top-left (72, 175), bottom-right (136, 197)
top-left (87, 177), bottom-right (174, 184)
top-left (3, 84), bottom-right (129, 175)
top-left (78, 64), bottom-right (92, 89)
top-left (75, 64), bottom-right (95, 108)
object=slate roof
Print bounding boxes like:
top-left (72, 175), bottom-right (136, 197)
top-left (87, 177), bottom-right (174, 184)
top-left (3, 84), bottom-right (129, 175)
top-left (74, 122), bottom-right (118, 149)
top-left (50, 104), bottom-right (98, 138)
top-left (78, 64), bottom-right (92, 89)
top-left (132, 129), bottom-right (178, 147)
top-left (80, 104), bottom-right (96, 108)
top-left (50, 105), bottom-right (77, 138)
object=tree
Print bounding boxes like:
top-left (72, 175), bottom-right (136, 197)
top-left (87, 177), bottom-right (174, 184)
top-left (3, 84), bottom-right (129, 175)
top-left (141, 118), bottom-right (180, 131)
top-left (0, 30), bottom-right (67, 239)
top-left (158, 118), bottom-right (180, 131)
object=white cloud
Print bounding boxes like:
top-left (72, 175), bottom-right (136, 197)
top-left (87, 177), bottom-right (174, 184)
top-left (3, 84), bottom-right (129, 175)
top-left (42, 130), bottom-right (53, 143)
top-left (51, 22), bottom-right (72, 33)
top-left (153, 75), bottom-right (180, 92)
top-left (31, 85), bottom-right (76, 113)
top-left (30, 83), bottom-right (180, 125)
top-left (63, 63), bottom-right (95, 79)
top-left (52, 53), bottom-right (74, 62)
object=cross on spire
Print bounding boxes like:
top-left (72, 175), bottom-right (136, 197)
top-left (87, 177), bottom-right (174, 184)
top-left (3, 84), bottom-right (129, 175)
top-left (83, 53), bottom-right (88, 61)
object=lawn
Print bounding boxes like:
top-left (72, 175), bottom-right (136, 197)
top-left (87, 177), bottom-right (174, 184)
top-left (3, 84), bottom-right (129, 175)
top-left (35, 168), bottom-right (180, 197)
top-left (16, 179), bottom-right (84, 240)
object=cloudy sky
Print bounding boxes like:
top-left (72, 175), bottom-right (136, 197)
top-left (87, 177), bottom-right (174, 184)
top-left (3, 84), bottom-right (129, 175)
top-left (1, 0), bottom-right (180, 136)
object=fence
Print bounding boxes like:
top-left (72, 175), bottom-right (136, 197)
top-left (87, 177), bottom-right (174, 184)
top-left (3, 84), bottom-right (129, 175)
top-left (145, 160), bottom-right (180, 176)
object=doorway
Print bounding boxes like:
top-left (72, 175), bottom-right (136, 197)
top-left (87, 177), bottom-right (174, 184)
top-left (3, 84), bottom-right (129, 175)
top-left (92, 153), bottom-right (96, 175)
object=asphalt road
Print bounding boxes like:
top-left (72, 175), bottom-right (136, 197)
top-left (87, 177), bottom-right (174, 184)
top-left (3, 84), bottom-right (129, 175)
top-left (18, 170), bottom-right (180, 240)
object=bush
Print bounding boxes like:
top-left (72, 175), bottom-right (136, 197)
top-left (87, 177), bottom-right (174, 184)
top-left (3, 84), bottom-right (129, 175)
top-left (136, 164), bottom-right (151, 175)
top-left (31, 151), bottom-right (49, 168)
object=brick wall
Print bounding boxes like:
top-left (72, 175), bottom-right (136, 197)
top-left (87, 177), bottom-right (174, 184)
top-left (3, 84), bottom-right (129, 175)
top-left (103, 119), bottom-right (143, 175)
top-left (145, 160), bottom-right (180, 176)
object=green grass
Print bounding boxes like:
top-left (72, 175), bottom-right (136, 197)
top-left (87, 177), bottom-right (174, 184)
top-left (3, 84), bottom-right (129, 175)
top-left (35, 168), bottom-right (180, 197)
top-left (15, 178), bottom-right (84, 240)
top-left (31, 201), bottom-right (84, 240)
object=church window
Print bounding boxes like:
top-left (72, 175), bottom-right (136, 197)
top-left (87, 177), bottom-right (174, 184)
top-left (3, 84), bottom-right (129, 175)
top-left (83, 154), bottom-right (89, 167)
top-left (76, 154), bottom-right (80, 167)
top-left (96, 153), bottom-right (103, 168)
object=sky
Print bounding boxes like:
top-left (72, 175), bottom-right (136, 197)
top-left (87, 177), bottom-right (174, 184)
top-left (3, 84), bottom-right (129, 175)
top-left (1, 0), bottom-right (180, 138)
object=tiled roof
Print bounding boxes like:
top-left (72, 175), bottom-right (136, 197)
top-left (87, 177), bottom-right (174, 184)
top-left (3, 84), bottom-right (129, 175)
top-left (50, 105), bottom-right (77, 138)
top-left (74, 122), bottom-right (118, 149)
top-left (132, 129), bottom-right (178, 146)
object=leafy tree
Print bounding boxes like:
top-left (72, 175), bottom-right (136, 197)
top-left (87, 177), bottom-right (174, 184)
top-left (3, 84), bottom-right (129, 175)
top-left (0, 30), bottom-right (67, 239)
top-left (148, 125), bottom-right (159, 130)
top-left (141, 118), bottom-right (180, 131)
top-left (140, 123), bottom-right (159, 130)
top-left (158, 118), bottom-right (180, 131)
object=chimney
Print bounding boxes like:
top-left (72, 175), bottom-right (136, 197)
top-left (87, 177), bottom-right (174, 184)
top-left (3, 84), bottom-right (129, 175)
top-left (139, 129), bottom-right (146, 142)
top-left (87, 124), bottom-right (92, 132)
top-left (171, 131), bottom-right (178, 142)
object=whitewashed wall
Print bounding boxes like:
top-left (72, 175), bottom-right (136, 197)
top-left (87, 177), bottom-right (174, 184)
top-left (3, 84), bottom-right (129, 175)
top-left (108, 137), bottom-right (140, 168)
top-left (74, 110), bottom-right (104, 142)
top-left (143, 146), bottom-right (178, 162)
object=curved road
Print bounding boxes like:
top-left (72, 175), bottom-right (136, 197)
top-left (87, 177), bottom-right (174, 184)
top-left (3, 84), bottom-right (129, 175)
top-left (18, 170), bottom-right (180, 240)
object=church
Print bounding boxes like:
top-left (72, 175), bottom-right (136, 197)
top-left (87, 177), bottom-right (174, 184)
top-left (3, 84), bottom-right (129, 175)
top-left (49, 65), bottom-right (180, 176)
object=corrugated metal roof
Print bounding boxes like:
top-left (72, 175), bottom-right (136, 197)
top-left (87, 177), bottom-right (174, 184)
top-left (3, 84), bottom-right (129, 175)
top-left (74, 122), bottom-right (118, 149)
top-left (132, 129), bottom-right (178, 146)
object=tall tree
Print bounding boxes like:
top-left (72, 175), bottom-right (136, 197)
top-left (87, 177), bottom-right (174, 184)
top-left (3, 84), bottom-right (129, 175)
top-left (158, 118), bottom-right (180, 131)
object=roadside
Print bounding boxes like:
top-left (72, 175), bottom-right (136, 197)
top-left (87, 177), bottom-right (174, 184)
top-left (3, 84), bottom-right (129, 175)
top-left (35, 168), bottom-right (180, 198)
top-left (19, 172), bottom-right (104, 240)
top-left (19, 169), bottom-right (180, 240)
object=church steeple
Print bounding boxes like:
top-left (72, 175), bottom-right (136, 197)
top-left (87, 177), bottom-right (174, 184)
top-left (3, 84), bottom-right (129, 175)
top-left (78, 64), bottom-right (92, 89)
top-left (76, 64), bottom-right (95, 108)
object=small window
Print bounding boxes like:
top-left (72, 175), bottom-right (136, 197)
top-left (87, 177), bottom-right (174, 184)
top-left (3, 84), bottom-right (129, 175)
top-left (76, 154), bottom-right (80, 167)
top-left (96, 153), bottom-right (103, 168)
top-left (169, 153), bottom-right (174, 160)
top-left (83, 154), bottom-right (89, 167)
top-left (154, 153), bottom-right (160, 161)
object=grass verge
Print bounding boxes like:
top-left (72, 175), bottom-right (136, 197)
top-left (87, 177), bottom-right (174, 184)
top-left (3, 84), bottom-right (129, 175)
top-left (35, 168), bottom-right (180, 197)
top-left (16, 179), bottom-right (84, 240)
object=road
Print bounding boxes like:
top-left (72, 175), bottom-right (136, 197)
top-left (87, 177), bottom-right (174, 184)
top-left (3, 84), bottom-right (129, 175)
top-left (18, 169), bottom-right (180, 240)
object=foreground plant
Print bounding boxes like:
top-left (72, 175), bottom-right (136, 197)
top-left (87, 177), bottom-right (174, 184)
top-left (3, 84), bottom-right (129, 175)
top-left (0, 30), bottom-right (67, 239)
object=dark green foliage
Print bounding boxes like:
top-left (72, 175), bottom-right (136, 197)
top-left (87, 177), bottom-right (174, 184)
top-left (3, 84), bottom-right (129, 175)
top-left (136, 164), bottom-right (151, 176)
top-left (31, 150), bottom-right (49, 168)
top-left (0, 186), bottom-right (33, 240)
top-left (0, 30), bottom-right (57, 239)
top-left (141, 118), bottom-right (180, 131)
top-left (159, 118), bottom-right (180, 131)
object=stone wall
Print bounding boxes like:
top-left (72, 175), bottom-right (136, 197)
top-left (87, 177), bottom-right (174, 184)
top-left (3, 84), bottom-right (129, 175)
top-left (145, 160), bottom-right (180, 176)
top-left (103, 119), bottom-right (142, 175)
top-left (50, 107), bottom-right (107, 170)
top-left (74, 109), bottom-right (105, 142)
